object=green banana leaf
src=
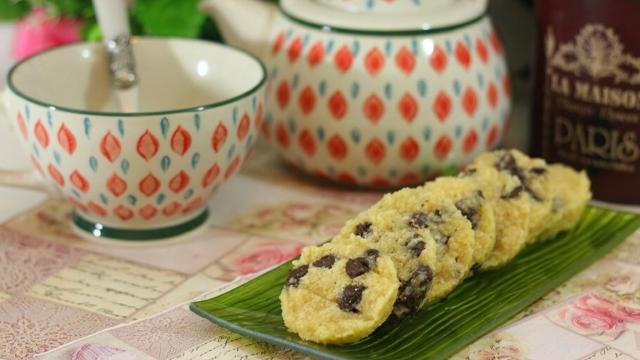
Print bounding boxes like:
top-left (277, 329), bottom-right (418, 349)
top-left (191, 206), bottom-right (640, 360)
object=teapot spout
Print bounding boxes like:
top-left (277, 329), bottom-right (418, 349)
top-left (200, 0), bottom-right (277, 58)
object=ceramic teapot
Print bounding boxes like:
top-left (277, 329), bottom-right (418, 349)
top-left (201, 0), bottom-right (511, 187)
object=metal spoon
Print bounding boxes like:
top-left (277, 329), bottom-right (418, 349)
top-left (92, 0), bottom-right (139, 112)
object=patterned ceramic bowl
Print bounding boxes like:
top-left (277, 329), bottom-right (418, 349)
top-left (0, 38), bottom-right (266, 241)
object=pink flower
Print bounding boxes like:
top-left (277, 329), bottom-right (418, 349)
top-left (13, 7), bottom-right (83, 61)
top-left (557, 306), bottom-right (625, 338)
top-left (232, 243), bottom-right (303, 275)
top-left (604, 275), bottom-right (640, 296)
top-left (574, 292), bottom-right (616, 314)
top-left (612, 303), bottom-right (640, 324)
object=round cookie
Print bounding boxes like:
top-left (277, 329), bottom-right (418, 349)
top-left (460, 165), bottom-right (531, 269)
top-left (537, 164), bottom-right (591, 241)
top-left (470, 149), bottom-right (552, 243)
top-left (280, 239), bottom-right (399, 345)
top-left (422, 176), bottom-right (496, 267)
top-left (372, 187), bottom-right (476, 302)
top-left (333, 206), bottom-right (439, 318)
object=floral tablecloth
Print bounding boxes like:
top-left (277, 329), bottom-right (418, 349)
top-left (1, 140), bottom-right (639, 360)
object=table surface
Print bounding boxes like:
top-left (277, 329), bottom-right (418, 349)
top-left (0, 33), bottom-right (639, 359)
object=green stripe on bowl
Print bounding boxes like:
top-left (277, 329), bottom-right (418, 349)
top-left (72, 208), bottom-right (209, 241)
top-left (190, 206), bottom-right (640, 360)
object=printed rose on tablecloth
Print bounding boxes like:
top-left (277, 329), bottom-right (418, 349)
top-left (453, 332), bottom-right (526, 360)
top-left (226, 202), bottom-right (357, 244)
top-left (13, 7), bottom-right (83, 61)
top-left (547, 292), bottom-right (640, 341)
top-left (232, 241), bottom-right (303, 276)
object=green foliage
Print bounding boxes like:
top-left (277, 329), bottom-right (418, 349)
top-left (130, 0), bottom-right (205, 37)
top-left (0, 0), bottom-right (30, 20)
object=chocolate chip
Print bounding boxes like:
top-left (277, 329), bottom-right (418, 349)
top-left (285, 265), bottom-right (309, 287)
top-left (459, 168), bottom-right (477, 177)
top-left (354, 222), bottom-right (373, 238)
top-left (393, 265), bottom-right (433, 317)
top-left (406, 234), bottom-right (426, 257)
top-left (477, 190), bottom-right (485, 199)
top-left (501, 184), bottom-right (524, 199)
top-left (312, 255), bottom-right (336, 269)
top-left (495, 152), bottom-right (518, 173)
top-left (345, 249), bottom-right (379, 278)
top-left (456, 197), bottom-right (480, 230)
top-left (338, 284), bottom-right (366, 313)
top-left (366, 249), bottom-right (379, 260)
top-left (346, 258), bottom-right (369, 278)
top-left (530, 167), bottom-right (547, 175)
top-left (430, 229), bottom-right (450, 245)
top-left (408, 212), bottom-right (428, 228)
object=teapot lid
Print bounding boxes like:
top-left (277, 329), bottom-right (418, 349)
top-left (280, 0), bottom-right (487, 34)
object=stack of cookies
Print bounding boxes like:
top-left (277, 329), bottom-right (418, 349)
top-left (279, 149), bottom-right (591, 345)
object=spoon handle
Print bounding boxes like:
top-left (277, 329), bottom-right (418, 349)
top-left (93, 0), bottom-right (130, 41)
top-left (93, 0), bottom-right (137, 90)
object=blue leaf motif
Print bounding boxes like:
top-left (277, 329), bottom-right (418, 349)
top-left (194, 113), bottom-right (201, 131)
top-left (388, 169), bottom-right (398, 178)
top-left (232, 107), bottom-right (239, 126)
top-left (291, 74), bottom-right (300, 91)
top-left (117, 119), bottom-right (125, 137)
top-left (100, 194), bottom-right (108, 205)
top-left (161, 156), bottom-right (171, 172)
top-left (160, 117), bottom-right (170, 138)
top-left (24, 104), bottom-right (30, 122)
top-left (121, 159), bottom-right (130, 175)
top-left (83, 117), bottom-right (91, 138)
top-left (384, 40), bottom-right (392, 57)
top-left (464, 34), bottom-right (472, 48)
top-left (455, 125), bottom-right (463, 139)
top-left (384, 83), bottom-right (393, 100)
top-left (47, 110), bottom-right (53, 128)
top-left (227, 144), bottom-right (236, 160)
top-left (89, 156), bottom-right (98, 172)
top-left (318, 80), bottom-right (327, 97)
top-left (156, 193), bottom-right (166, 206)
top-left (32, 144), bottom-right (39, 156)
top-left (127, 194), bottom-right (137, 206)
top-left (351, 82), bottom-right (360, 99)
top-left (191, 152), bottom-right (201, 169)
top-left (71, 189), bottom-right (81, 199)
top-left (453, 80), bottom-right (461, 96)
top-left (417, 79), bottom-right (428, 97)
top-left (352, 40), bottom-right (360, 57)
top-left (326, 39), bottom-right (335, 54)
top-left (53, 151), bottom-right (61, 165)
top-left (421, 164), bottom-right (431, 176)
top-left (252, 97), bottom-right (257, 112)
top-left (287, 118), bottom-right (297, 134)
top-left (303, 34), bottom-right (310, 47)
top-left (327, 165), bottom-right (336, 175)
top-left (386, 131), bottom-right (395, 145)
top-left (246, 134), bottom-right (254, 149)
top-left (183, 188), bottom-right (194, 200)
top-left (350, 128), bottom-right (361, 144)
top-left (445, 40), bottom-right (453, 54)
top-left (411, 39), bottom-right (418, 54)
top-left (316, 127), bottom-right (325, 142)
top-left (357, 167), bottom-right (367, 177)
top-left (482, 117), bottom-right (489, 131)
top-left (423, 127), bottom-right (432, 141)
top-left (477, 73), bottom-right (485, 88)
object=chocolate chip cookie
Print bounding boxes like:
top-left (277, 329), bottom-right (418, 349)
top-left (280, 239), bottom-right (399, 344)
